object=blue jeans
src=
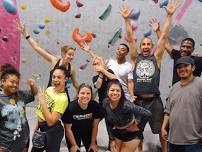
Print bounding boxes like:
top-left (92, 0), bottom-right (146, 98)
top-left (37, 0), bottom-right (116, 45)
top-left (169, 143), bottom-right (202, 152)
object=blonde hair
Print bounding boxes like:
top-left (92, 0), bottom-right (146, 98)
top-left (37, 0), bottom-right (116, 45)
top-left (61, 45), bottom-right (76, 54)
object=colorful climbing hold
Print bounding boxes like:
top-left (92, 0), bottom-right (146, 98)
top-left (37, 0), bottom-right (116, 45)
top-left (3, 0), bottom-right (16, 14)
top-left (175, 0), bottom-right (192, 25)
top-left (32, 73), bottom-right (41, 80)
top-left (152, 0), bottom-right (159, 4)
top-left (20, 3), bottom-right (28, 10)
top-left (159, 0), bottom-right (168, 8)
top-left (130, 8), bottom-right (140, 21)
top-left (108, 28), bottom-right (122, 46)
top-left (131, 21), bottom-right (138, 32)
top-left (44, 29), bottom-right (50, 35)
top-left (49, 0), bottom-right (71, 12)
top-left (33, 29), bottom-right (40, 34)
top-left (38, 23), bottom-right (45, 29)
top-left (76, 0), bottom-right (84, 8)
top-left (21, 58), bottom-right (27, 63)
top-left (143, 29), bottom-right (152, 37)
top-left (43, 17), bottom-right (51, 24)
top-left (99, 4), bottom-right (112, 21)
top-left (2, 36), bottom-right (8, 42)
top-left (79, 63), bottom-right (88, 71)
top-left (75, 13), bottom-right (81, 18)
top-left (72, 27), bottom-right (94, 47)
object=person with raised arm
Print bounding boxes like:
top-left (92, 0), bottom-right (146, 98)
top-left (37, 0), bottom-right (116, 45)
top-left (120, 1), bottom-right (178, 151)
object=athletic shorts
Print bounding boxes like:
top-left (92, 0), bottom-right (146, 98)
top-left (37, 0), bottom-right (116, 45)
top-left (135, 95), bottom-right (164, 134)
top-left (113, 129), bottom-right (143, 142)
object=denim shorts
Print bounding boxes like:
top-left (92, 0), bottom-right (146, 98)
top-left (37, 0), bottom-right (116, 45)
top-left (0, 135), bottom-right (29, 152)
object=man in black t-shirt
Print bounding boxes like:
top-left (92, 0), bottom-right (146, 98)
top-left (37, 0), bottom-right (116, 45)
top-left (168, 38), bottom-right (202, 84)
top-left (152, 20), bottom-right (202, 84)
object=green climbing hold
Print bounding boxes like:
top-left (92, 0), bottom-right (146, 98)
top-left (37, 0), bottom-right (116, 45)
top-left (99, 4), bottom-right (112, 21)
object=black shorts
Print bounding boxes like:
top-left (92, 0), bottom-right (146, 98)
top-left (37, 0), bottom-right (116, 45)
top-left (113, 129), bottom-right (143, 142)
top-left (135, 96), bottom-right (164, 134)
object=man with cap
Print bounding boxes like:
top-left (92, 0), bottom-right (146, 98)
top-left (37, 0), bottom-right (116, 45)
top-left (161, 56), bottom-right (202, 152)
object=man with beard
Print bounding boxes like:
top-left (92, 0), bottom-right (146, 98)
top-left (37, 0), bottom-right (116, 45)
top-left (119, 0), bottom-right (178, 151)
top-left (162, 56), bottom-right (202, 152)
top-left (151, 22), bottom-right (202, 84)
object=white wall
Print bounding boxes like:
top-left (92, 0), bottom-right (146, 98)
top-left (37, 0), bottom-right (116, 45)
top-left (17, 0), bottom-right (202, 103)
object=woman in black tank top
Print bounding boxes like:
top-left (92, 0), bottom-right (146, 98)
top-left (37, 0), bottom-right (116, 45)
top-left (18, 23), bottom-right (79, 91)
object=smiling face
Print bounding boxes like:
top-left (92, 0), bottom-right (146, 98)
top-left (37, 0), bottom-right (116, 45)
top-left (140, 37), bottom-right (153, 57)
top-left (180, 40), bottom-right (194, 56)
top-left (77, 86), bottom-right (92, 107)
top-left (107, 84), bottom-right (122, 104)
top-left (61, 48), bottom-right (75, 64)
top-left (115, 44), bottom-right (128, 60)
top-left (2, 75), bottom-right (19, 95)
top-left (51, 69), bottom-right (67, 90)
top-left (176, 64), bottom-right (195, 80)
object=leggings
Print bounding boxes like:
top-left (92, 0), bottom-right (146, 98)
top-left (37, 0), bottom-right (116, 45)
top-left (66, 129), bottom-right (92, 151)
top-left (31, 121), bottom-right (64, 152)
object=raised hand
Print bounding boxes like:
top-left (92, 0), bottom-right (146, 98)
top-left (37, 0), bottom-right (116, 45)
top-left (119, 4), bottom-right (133, 19)
top-left (16, 22), bottom-right (28, 37)
top-left (149, 18), bottom-right (160, 32)
top-left (38, 87), bottom-right (46, 105)
top-left (81, 42), bottom-right (91, 53)
top-left (27, 79), bottom-right (35, 87)
top-left (165, 0), bottom-right (180, 15)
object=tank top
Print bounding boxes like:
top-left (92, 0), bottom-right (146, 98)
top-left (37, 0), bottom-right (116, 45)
top-left (133, 54), bottom-right (160, 95)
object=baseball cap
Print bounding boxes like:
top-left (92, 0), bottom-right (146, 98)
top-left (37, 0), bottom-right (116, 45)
top-left (175, 56), bottom-right (194, 68)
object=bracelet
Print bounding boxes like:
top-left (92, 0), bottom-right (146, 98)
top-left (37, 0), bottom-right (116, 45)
top-left (99, 76), bottom-right (103, 79)
top-left (25, 35), bottom-right (30, 39)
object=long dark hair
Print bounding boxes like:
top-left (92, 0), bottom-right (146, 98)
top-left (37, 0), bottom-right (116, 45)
top-left (77, 83), bottom-right (93, 100)
top-left (0, 64), bottom-right (20, 80)
top-left (106, 79), bottom-right (126, 105)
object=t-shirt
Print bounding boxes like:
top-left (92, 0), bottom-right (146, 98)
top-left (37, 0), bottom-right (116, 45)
top-left (171, 49), bottom-right (202, 84)
top-left (35, 87), bottom-right (68, 121)
top-left (102, 98), bottom-right (152, 138)
top-left (62, 100), bottom-right (104, 134)
top-left (165, 77), bottom-right (202, 145)
top-left (108, 59), bottom-right (133, 100)
top-left (92, 69), bottom-right (114, 104)
top-left (0, 90), bottom-right (34, 151)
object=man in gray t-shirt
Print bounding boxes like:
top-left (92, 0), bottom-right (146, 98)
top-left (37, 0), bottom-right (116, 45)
top-left (162, 56), bottom-right (202, 152)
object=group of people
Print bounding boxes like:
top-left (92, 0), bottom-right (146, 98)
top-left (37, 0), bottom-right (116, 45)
top-left (0, 0), bottom-right (201, 152)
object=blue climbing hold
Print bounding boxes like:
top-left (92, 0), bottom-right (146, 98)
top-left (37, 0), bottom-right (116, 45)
top-left (3, 0), bottom-right (16, 14)
top-left (159, 0), bottom-right (168, 8)
top-left (38, 23), bottom-right (45, 30)
top-left (143, 29), bottom-right (152, 37)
